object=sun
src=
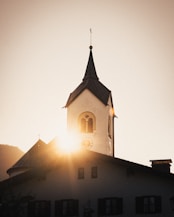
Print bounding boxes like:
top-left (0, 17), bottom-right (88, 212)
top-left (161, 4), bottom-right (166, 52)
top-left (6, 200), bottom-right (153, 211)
top-left (57, 129), bottom-right (81, 154)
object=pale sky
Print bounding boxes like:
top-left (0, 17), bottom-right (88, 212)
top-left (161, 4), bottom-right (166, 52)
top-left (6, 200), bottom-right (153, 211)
top-left (0, 0), bottom-right (174, 170)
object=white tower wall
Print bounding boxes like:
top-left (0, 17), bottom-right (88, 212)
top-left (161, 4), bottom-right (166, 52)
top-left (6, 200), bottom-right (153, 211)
top-left (67, 89), bottom-right (114, 156)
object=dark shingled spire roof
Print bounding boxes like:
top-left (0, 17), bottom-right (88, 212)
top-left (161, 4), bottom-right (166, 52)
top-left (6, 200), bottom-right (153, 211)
top-left (83, 46), bottom-right (99, 81)
top-left (65, 46), bottom-right (111, 107)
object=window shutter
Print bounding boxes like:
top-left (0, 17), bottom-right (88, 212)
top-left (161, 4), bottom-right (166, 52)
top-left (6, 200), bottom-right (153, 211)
top-left (98, 199), bottom-right (105, 216)
top-left (117, 198), bottom-right (123, 214)
top-left (73, 200), bottom-right (79, 215)
top-left (45, 201), bottom-right (51, 217)
top-left (136, 197), bottom-right (143, 214)
top-left (28, 201), bottom-right (35, 217)
top-left (155, 196), bottom-right (162, 213)
top-left (55, 200), bottom-right (62, 217)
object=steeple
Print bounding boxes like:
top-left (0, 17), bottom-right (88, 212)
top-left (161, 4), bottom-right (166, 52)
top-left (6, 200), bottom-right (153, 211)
top-left (65, 46), bottom-right (111, 107)
top-left (83, 46), bottom-right (99, 81)
top-left (65, 46), bottom-right (115, 157)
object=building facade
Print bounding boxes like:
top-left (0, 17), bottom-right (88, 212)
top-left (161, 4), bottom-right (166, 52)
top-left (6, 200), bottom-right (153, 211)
top-left (0, 47), bottom-right (174, 217)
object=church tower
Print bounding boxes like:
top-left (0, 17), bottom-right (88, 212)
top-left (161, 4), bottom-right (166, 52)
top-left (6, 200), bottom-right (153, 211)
top-left (65, 46), bottom-right (115, 157)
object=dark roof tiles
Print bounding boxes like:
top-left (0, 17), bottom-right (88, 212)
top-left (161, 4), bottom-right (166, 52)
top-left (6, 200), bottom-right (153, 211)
top-left (7, 139), bottom-right (57, 175)
top-left (1, 149), bottom-right (174, 187)
top-left (83, 48), bottom-right (99, 81)
top-left (65, 47), bottom-right (111, 107)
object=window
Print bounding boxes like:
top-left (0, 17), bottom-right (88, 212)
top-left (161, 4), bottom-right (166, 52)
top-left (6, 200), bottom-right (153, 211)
top-left (78, 168), bottom-right (84, 179)
top-left (55, 199), bottom-right (78, 217)
top-left (170, 197), bottom-right (174, 211)
top-left (98, 197), bottom-right (123, 216)
top-left (136, 196), bottom-right (161, 214)
top-left (108, 116), bottom-right (112, 138)
top-left (28, 200), bottom-right (51, 217)
top-left (91, 166), bottom-right (98, 178)
top-left (79, 112), bottom-right (96, 133)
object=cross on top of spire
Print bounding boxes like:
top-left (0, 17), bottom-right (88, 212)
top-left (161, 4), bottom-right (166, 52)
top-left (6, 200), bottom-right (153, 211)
top-left (90, 28), bottom-right (93, 48)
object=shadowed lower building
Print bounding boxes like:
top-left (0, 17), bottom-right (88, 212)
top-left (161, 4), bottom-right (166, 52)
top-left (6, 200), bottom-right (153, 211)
top-left (0, 46), bottom-right (174, 217)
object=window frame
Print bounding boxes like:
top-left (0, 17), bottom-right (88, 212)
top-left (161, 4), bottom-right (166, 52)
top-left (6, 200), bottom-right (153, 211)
top-left (78, 112), bottom-right (96, 133)
top-left (98, 197), bottom-right (123, 216)
top-left (91, 166), bottom-right (98, 178)
top-left (136, 195), bottom-right (161, 214)
top-left (78, 167), bottom-right (84, 179)
top-left (28, 200), bottom-right (51, 217)
top-left (55, 199), bottom-right (79, 217)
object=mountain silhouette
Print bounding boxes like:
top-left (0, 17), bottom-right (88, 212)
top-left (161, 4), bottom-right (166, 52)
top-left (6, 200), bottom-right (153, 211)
top-left (0, 144), bottom-right (24, 181)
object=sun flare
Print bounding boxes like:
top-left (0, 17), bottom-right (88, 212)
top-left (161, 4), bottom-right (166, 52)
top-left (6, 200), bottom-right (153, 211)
top-left (57, 129), bottom-right (81, 154)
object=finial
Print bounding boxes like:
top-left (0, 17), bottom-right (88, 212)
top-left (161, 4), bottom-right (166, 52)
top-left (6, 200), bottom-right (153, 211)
top-left (89, 28), bottom-right (93, 50)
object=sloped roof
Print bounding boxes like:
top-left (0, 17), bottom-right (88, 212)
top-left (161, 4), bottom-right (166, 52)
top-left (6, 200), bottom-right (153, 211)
top-left (1, 148), bottom-right (174, 188)
top-left (65, 47), bottom-right (111, 107)
top-left (7, 139), bottom-right (57, 175)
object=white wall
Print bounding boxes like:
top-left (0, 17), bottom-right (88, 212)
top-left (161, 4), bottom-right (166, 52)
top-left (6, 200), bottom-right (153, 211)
top-left (67, 89), bottom-right (114, 156)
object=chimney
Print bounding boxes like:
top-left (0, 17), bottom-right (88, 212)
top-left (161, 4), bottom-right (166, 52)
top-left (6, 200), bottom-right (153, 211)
top-left (150, 159), bottom-right (172, 173)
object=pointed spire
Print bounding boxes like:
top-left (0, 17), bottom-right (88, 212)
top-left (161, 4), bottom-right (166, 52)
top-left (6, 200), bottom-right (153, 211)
top-left (65, 46), bottom-right (111, 107)
top-left (83, 46), bottom-right (99, 81)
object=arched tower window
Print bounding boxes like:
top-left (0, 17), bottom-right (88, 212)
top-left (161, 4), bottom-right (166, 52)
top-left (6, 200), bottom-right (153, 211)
top-left (78, 112), bottom-right (96, 133)
top-left (81, 118), bottom-right (86, 132)
top-left (88, 118), bottom-right (93, 132)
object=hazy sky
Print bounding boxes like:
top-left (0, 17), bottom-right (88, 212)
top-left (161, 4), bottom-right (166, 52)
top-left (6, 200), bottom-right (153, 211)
top-left (0, 0), bottom-right (174, 170)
